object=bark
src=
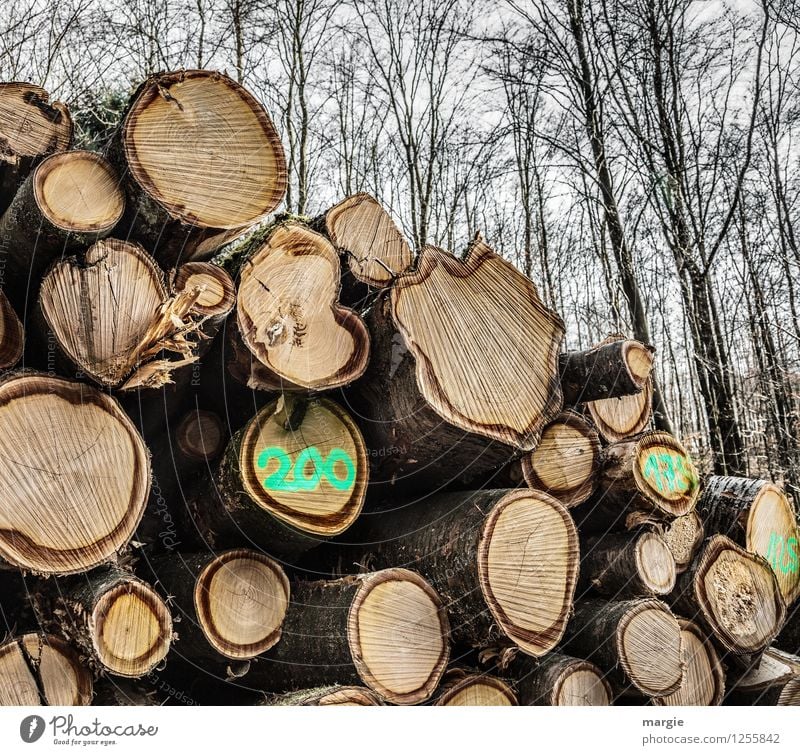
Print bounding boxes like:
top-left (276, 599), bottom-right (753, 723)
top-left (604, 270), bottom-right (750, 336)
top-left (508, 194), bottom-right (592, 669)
top-left (514, 653), bottom-right (612, 706)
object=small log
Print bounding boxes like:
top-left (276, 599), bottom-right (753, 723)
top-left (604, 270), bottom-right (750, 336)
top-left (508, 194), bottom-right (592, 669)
top-left (323, 488), bottom-right (579, 657)
top-left (579, 530), bottom-right (676, 599)
top-left (263, 685), bottom-right (384, 706)
top-left (192, 395), bottom-right (368, 559)
top-left (0, 289), bottom-right (23, 369)
top-left (657, 511), bottom-right (705, 574)
top-left (560, 598), bottom-right (684, 698)
top-left (170, 261), bottom-right (236, 342)
top-left (697, 476), bottom-right (800, 605)
top-left (352, 235), bottom-right (565, 488)
top-left (515, 653), bottom-right (613, 706)
top-left (671, 535), bottom-right (786, 659)
top-left (315, 192), bottom-right (415, 292)
top-left (58, 566), bottom-right (172, 677)
top-left (559, 338), bottom-right (654, 405)
top-left (0, 83), bottom-right (72, 214)
top-left (434, 670), bottom-right (517, 706)
top-left (0, 633), bottom-right (92, 705)
top-left (38, 238), bottom-right (205, 390)
top-left (247, 569), bottom-right (450, 705)
top-left (652, 618), bottom-right (724, 706)
top-left (725, 647), bottom-right (800, 705)
top-left (114, 69), bottom-right (287, 266)
top-left (229, 222), bottom-right (370, 391)
top-left (513, 411), bottom-right (601, 507)
top-left (148, 549), bottom-right (289, 663)
top-left (0, 373), bottom-right (150, 574)
top-left (174, 408), bottom-right (226, 463)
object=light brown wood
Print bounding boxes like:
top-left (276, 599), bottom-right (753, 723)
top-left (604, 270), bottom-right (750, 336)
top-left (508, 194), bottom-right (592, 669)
top-left (435, 671), bottom-right (517, 706)
top-left (515, 654), bottom-right (613, 705)
top-left (654, 618), bottom-right (724, 706)
top-left (234, 222), bottom-right (370, 390)
top-left (319, 192), bottom-right (415, 287)
top-left (264, 685), bottom-right (384, 706)
top-left (658, 511), bottom-right (705, 573)
top-left (727, 646), bottom-right (800, 704)
top-left (119, 70), bottom-right (287, 265)
top-left (0, 634), bottom-right (92, 705)
top-left (39, 238), bottom-right (205, 390)
top-left (171, 262), bottom-right (236, 321)
top-left (0, 373), bottom-right (150, 574)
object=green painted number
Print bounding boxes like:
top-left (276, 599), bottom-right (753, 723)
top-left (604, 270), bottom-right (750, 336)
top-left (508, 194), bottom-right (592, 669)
top-left (257, 446), bottom-right (356, 493)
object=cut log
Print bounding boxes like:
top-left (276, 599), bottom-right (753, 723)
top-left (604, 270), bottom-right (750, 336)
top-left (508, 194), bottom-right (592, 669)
top-left (315, 192), bottom-right (415, 290)
top-left (170, 261), bottom-right (236, 340)
top-left (0, 288), bottom-right (23, 369)
top-left (581, 431), bottom-right (700, 528)
top-left (352, 235), bottom-right (565, 488)
top-left (579, 531), bottom-right (676, 599)
top-left (264, 686), bottom-right (384, 706)
top-left (434, 670), bottom-right (517, 706)
top-left (0, 633), bottom-right (92, 705)
top-left (514, 411), bottom-right (601, 507)
top-left (174, 408), bottom-right (226, 463)
top-left (657, 511), bottom-right (705, 574)
top-left (230, 222), bottom-right (370, 391)
top-left (515, 653), bottom-right (613, 706)
top-left (0, 373), bottom-right (150, 574)
top-left (0, 83), bottom-right (72, 213)
top-left (726, 647), bottom-right (800, 705)
top-left (193, 395), bottom-right (368, 559)
top-left (38, 238), bottom-right (205, 390)
top-left (149, 549), bottom-right (289, 663)
top-left (324, 488), bottom-right (579, 657)
top-left (116, 69), bottom-right (287, 266)
top-left (697, 476), bottom-right (800, 605)
top-left (560, 598), bottom-right (684, 697)
top-left (59, 566), bottom-right (172, 677)
top-left (671, 535), bottom-right (786, 658)
top-left (247, 569), bottom-right (450, 705)
top-left (652, 618), bottom-right (724, 706)
top-left (0, 150), bottom-right (124, 291)
top-left (559, 338), bottom-right (654, 405)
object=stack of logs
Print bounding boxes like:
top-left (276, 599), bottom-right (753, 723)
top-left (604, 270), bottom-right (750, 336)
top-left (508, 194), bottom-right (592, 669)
top-left (0, 71), bottom-right (797, 708)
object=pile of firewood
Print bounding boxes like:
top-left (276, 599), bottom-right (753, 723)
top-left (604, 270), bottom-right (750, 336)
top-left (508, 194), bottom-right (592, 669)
top-left (0, 71), bottom-right (797, 708)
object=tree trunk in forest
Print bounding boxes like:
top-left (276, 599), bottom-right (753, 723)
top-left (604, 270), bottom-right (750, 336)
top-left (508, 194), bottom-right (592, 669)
top-left (113, 70), bottom-right (287, 267)
top-left (514, 653), bottom-right (612, 705)
top-left (0, 373), bottom-right (150, 575)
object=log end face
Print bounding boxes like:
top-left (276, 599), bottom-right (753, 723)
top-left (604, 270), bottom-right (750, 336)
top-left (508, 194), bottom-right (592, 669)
top-left (633, 432), bottom-right (700, 517)
top-left (175, 409), bottom-right (226, 462)
top-left (552, 661), bottom-right (613, 706)
top-left (635, 532), bottom-right (677, 595)
top-left (0, 83), bottom-right (72, 159)
top-left (435, 675), bottom-right (517, 706)
top-left (172, 262), bottom-right (236, 319)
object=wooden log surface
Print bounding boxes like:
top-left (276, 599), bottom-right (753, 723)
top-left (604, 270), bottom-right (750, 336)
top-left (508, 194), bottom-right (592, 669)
top-left (433, 670), bottom-right (517, 706)
top-left (514, 653), bottom-right (613, 706)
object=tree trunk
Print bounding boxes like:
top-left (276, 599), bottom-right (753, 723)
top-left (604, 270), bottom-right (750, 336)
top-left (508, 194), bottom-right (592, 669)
top-left (225, 221), bottom-right (370, 391)
top-left (657, 511), bottom-right (704, 574)
top-left (697, 476), bottom-right (800, 605)
top-left (352, 235), bottom-right (565, 489)
top-left (37, 238), bottom-right (205, 391)
top-left (322, 488), bottom-right (579, 657)
top-left (246, 569), bottom-right (450, 705)
top-left (433, 670), bottom-right (517, 706)
top-left (579, 530), bottom-right (676, 599)
top-left (671, 535), bottom-right (786, 659)
top-left (192, 395), bottom-right (368, 559)
top-left (147, 549), bottom-right (289, 663)
top-left (58, 566), bottom-right (173, 677)
top-left (263, 686), bottom-right (384, 706)
top-left (0, 150), bottom-right (123, 299)
top-left (514, 653), bottom-right (612, 706)
top-left (0, 633), bottom-right (92, 705)
top-left (113, 69), bottom-right (287, 267)
top-left (652, 618), bottom-right (725, 706)
top-left (0, 373), bottom-right (150, 575)
top-left (725, 647), bottom-right (800, 705)
top-left (0, 83), bottom-right (72, 215)
top-left (560, 598), bottom-right (684, 697)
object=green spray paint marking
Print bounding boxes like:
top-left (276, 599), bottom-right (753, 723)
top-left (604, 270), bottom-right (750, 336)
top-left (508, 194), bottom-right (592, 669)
top-left (764, 532), bottom-right (799, 575)
top-left (641, 450), bottom-right (698, 495)
top-left (257, 446), bottom-right (356, 493)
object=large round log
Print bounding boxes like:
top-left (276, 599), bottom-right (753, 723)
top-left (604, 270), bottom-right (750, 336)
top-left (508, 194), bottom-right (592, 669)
top-left (193, 395), bottom-right (368, 559)
top-left (59, 567), bottom-right (172, 677)
top-left (324, 488), bottom-right (579, 657)
top-left (0, 83), bottom-right (72, 213)
top-left (560, 598), bottom-right (684, 698)
top-left (0, 633), bottom-right (92, 705)
top-left (148, 549), bottom-right (289, 663)
top-left (115, 69), bottom-right (287, 266)
top-left (0, 373), bottom-right (150, 574)
top-left (515, 653), bottom-right (613, 706)
top-left (246, 569), bottom-right (450, 705)
top-left (352, 235), bottom-right (565, 489)
top-left (228, 222), bottom-right (370, 391)
top-left (671, 535), bottom-right (786, 658)
top-left (652, 618), bottom-right (725, 706)
top-left (697, 476), bottom-right (800, 605)
top-left (434, 670), bottom-right (517, 706)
